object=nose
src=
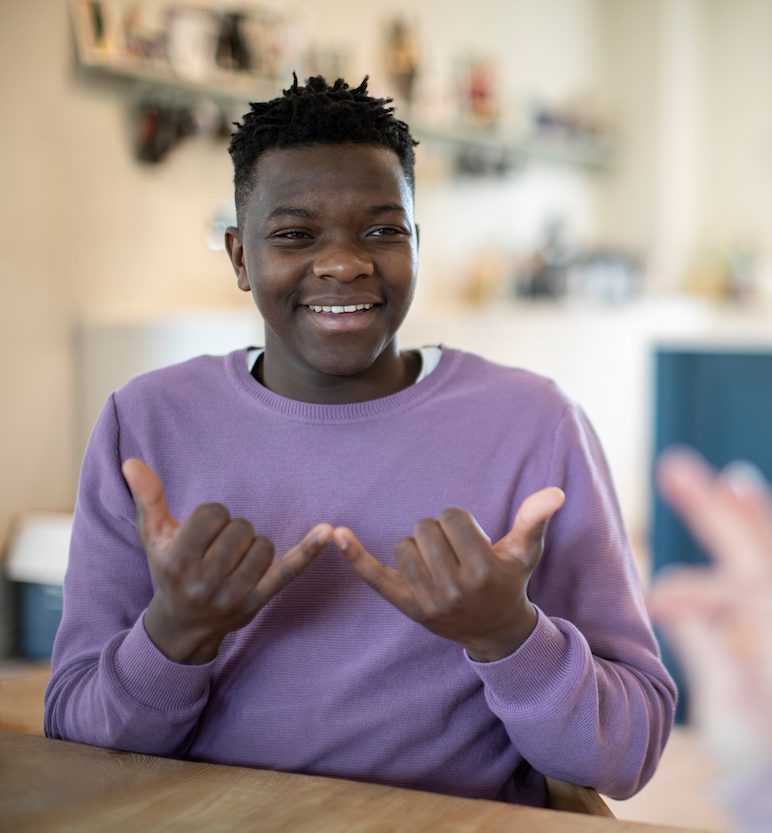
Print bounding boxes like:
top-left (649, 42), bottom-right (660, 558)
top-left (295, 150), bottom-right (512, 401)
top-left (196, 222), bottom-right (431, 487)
top-left (312, 239), bottom-right (374, 282)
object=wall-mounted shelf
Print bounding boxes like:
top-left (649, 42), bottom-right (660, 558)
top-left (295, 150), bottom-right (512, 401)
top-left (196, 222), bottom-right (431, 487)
top-left (69, 1), bottom-right (614, 173)
top-left (414, 121), bottom-right (614, 172)
top-left (75, 58), bottom-right (278, 107)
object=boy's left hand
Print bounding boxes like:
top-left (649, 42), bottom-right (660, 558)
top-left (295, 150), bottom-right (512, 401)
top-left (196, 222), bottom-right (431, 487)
top-left (334, 487), bottom-right (565, 662)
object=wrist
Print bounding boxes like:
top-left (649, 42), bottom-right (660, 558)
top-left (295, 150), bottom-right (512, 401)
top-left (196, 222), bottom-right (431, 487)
top-left (465, 603), bottom-right (538, 663)
top-left (143, 603), bottom-right (223, 665)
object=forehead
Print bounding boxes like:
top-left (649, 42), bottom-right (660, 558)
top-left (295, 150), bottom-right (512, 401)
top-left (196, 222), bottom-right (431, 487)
top-left (245, 143), bottom-right (413, 220)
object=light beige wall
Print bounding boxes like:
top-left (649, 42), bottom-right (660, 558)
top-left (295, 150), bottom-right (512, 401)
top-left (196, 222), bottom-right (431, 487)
top-left (4, 0), bottom-right (771, 552)
top-left (0, 1), bottom-right (254, 554)
top-left (0, 0), bottom-right (611, 547)
top-left (701, 0), bottom-right (772, 253)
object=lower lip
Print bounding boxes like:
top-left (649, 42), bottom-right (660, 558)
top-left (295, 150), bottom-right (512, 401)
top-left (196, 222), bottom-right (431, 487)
top-left (302, 307), bottom-right (380, 333)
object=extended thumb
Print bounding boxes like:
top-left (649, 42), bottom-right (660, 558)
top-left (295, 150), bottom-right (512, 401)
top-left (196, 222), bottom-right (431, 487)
top-left (495, 487), bottom-right (565, 560)
top-left (122, 458), bottom-right (178, 548)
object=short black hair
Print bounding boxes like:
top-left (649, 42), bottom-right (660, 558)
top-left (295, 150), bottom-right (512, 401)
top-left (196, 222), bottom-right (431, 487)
top-left (228, 74), bottom-right (417, 225)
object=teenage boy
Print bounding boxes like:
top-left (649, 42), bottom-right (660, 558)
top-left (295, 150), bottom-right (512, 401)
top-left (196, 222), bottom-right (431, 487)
top-left (45, 76), bottom-right (675, 807)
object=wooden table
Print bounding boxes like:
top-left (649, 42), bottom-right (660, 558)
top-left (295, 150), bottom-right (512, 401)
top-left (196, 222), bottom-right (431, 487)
top-left (0, 730), bottom-right (711, 833)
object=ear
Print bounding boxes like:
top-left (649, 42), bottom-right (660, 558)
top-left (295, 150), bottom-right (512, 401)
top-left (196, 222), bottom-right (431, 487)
top-left (225, 226), bottom-right (250, 292)
top-left (415, 223), bottom-right (421, 251)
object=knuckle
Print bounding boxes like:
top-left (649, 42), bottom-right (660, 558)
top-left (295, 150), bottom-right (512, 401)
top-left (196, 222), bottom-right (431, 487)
top-left (279, 561), bottom-right (300, 583)
top-left (209, 591), bottom-right (233, 615)
top-left (466, 561), bottom-right (492, 589)
top-left (162, 556), bottom-right (185, 582)
top-left (184, 579), bottom-right (210, 605)
top-left (395, 536), bottom-right (416, 558)
top-left (193, 502), bottom-right (230, 530)
top-left (440, 507), bottom-right (468, 525)
top-left (229, 517), bottom-right (255, 539)
top-left (413, 517), bottom-right (438, 537)
top-left (253, 535), bottom-right (275, 560)
top-left (444, 583), bottom-right (464, 607)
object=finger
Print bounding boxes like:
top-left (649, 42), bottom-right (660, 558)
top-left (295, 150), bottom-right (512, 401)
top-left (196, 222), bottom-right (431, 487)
top-left (168, 503), bottom-right (232, 571)
top-left (210, 534), bottom-right (275, 613)
top-left (716, 462), bottom-right (772, 578)
top-left (412, 517), bottom-right (462, 585)
top-left (334, 527), bottom-right (415, 611)
top-left (122, 458), bottom-right (179, 549)
top-left (435, 507), bottom-right (496, 579)
top-left (254, 523), bottom-right (334, 603)
top-left (394, 536), bottom-right (439, 612)
top-left (648, 567), bottom-right (730, 622)
top-left (197, 518), bottom-right (258, 585)
top-left (493, 487), bottom-right (566, 568)
top-left (658, 448), bottom-right (772, 579)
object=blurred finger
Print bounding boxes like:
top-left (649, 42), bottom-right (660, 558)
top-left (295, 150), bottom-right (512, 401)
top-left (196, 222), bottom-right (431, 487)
top-left (122, 458), bottom-right (179, 549)
top-left (648, 566), bottom-right (729, 621)
top-left (658, 448), bottom-right (772, 579)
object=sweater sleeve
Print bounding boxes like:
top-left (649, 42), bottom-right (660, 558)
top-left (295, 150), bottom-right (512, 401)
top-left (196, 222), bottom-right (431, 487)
top-left (468, 403), bottom-right (676, 800)
top-left (44, 394), bottom-right (214, 755)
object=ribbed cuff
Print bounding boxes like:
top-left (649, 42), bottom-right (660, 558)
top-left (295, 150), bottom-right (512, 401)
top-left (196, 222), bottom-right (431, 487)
top-left (106, 618), bottom-right (214, 713)
top-left (466, 609), bottom-right (591, 716)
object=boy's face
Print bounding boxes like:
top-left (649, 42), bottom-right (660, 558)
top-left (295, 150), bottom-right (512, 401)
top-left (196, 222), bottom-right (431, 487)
top-left (226, 143), bottom-right (418, 402)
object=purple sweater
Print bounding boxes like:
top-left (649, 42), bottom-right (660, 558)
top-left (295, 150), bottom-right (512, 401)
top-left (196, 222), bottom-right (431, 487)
top-left (45, 347), bottom-right (675, 804)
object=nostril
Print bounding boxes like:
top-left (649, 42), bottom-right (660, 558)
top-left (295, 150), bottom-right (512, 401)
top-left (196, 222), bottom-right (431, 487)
top-left (312, 254), bottom-right (374, 281)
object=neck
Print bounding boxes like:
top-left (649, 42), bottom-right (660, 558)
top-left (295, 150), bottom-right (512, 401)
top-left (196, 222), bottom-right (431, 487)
top-left (254, 347), bottom-right (421, 405)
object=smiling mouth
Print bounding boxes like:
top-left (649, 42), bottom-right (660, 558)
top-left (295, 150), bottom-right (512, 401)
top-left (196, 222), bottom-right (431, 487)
top-left (304, 303), bottom-right (376, 314)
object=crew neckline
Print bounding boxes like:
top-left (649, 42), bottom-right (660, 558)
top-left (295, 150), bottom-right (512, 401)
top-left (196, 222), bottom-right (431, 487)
top-left (225, 345), bottom-right (459, 424)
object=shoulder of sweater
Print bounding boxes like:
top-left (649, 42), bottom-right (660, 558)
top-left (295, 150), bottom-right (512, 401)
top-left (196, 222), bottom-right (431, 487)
top-left (447, 347), bottom-right (575, 411)
top-left (113, 351), bottom-right (235, 403)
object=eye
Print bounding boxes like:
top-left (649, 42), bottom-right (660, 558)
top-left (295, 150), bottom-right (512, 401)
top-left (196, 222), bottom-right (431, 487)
top-left (368, 226), bottom-right (406, 238)
top-left (271, 230), bottom-right (311, 240)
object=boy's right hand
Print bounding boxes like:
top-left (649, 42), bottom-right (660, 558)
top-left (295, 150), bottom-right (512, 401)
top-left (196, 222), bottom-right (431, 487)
top-left (122, 459), bottom-right (332, 665)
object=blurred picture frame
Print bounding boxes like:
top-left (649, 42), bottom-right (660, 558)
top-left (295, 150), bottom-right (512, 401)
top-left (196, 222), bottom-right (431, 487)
top-left (69, 0), bottom-right (123, 65)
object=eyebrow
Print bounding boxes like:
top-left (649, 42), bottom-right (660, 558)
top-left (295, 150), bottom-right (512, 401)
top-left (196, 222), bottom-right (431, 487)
top-left (267, 206), bottom-right (315, 220)
top-left (266, 203), bottom-right (408, 220)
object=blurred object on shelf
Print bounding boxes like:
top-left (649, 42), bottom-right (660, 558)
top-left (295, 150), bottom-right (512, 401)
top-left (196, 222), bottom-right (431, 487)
top-left (568, 250), bottom-right (643, 305)
top-left (72, 1), bottom-right (300, 87)
top-left (304, 46), bottom-right (349, 85)
top-left (513, 217), bottom-right (641, 304)
top-left (514, 217), bottom-right (573, 299)
top-left (71, 0), bottom-right (126, 64)
top-left (459, 248), bottom-right (509, 306)
top-left (133, 95), bottom-right (197, 163)
top-left (166, 5), bottom-right (219, 81)
top-left (383, 17), bottom-right (421, 107)
top-left (122, 1), bottom-right (168, 61)
top-left (529, 93), bottom-right (608, 145)
top-left (683, 244), bottom-right (761, 303)
top-left (457, 56), bottom-right (498, 127)
top-left (215, 11), bottom-right (252, 73)
top-left (239, 7), bottom-right (300, 80)
top-left (726, 246), bottom-right (758, 302)
top-left (454, 144), bottom-right (517, 177)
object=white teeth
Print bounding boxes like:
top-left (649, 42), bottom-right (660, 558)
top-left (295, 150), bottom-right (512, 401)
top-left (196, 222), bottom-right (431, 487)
top-left (307, 303), bottom-right (374, 314)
